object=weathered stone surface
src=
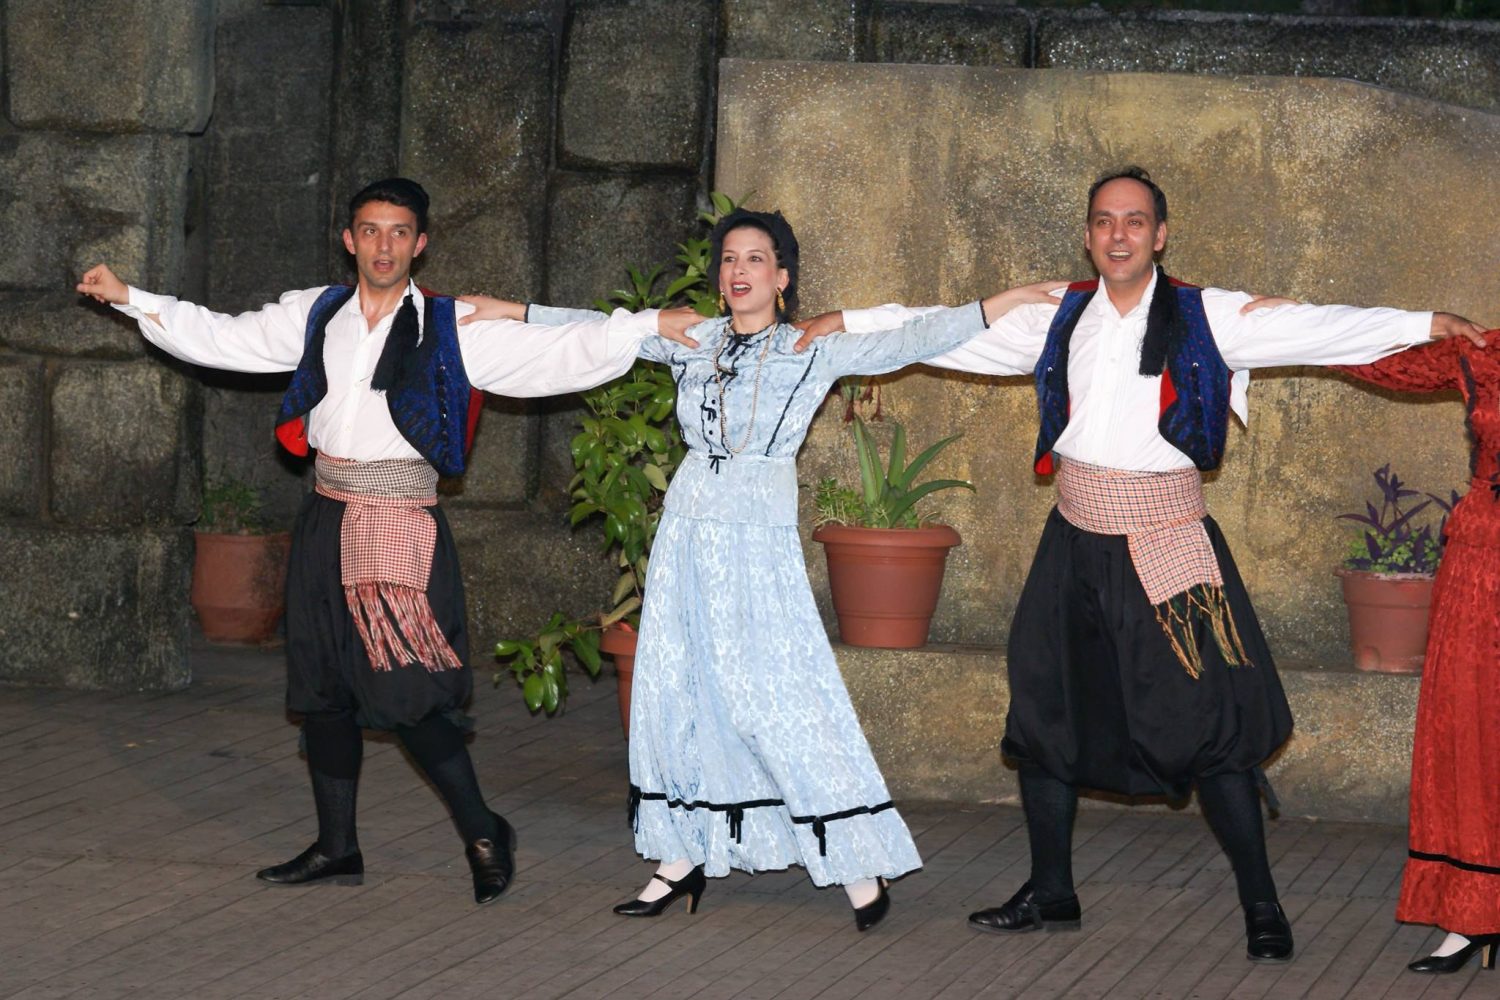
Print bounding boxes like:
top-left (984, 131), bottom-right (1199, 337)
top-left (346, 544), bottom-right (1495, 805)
top-left (840, 644), bottom-right (1417, 823)
top-left (411, 0), bottom-right (561, 24)
top-left (4, 0), bottom-right (214, 132)
top-left (1039, 10), bottom-right (1500, 113)
top-left (839, 644), bottom-right (1011, 804)
top-left (330, 0), bottom-right (404, 283)
top-left (719, 61), bottom-right (1499, 661)
top-left (722, 0), bottom-right (860, 61)
top-left (870, 3), bottom-right (1030, 67)
top-left (0, 524), bottom-right (193, 691)
top-left (535, 396), bottom-right (592, 504)
top-left (442, 397), bottom-right (537, 508)
top-left (208, 3), bottom-right (335, 312)
top-left (0, 133), bottom-right (189, 293)
top-left (401, 21), bottom-right (552, 300)
top-left (201, 381), bottom-right (308, 531)
top-left (0, 356), bottom-right (44, 518)
top-left (545, 173), bottom-right (698, 308)
top-left (447, 508), bottom-right (619, 658)
top-left (0, 294), bottom-right (146, 360)
top-left (559, 0), bottom-right (713, 169)
top-left (51, 362), bottom-right (201, 529)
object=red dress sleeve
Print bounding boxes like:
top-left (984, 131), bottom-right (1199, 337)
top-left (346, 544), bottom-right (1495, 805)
top-left (1336, 338), bottom-right (1462, 394)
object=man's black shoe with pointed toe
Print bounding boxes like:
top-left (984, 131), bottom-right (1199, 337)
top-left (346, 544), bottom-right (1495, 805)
top-left (968, 881), bottom-right (1081, 933)
top-left (1244, 901), bottom-right (1294, 963)
top-left (255, 844), bottom-right (364, 886)
top-left (466, 812), bottom-right (516, 904)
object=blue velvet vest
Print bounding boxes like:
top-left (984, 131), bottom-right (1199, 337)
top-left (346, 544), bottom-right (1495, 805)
top-left (1032, 273), bottom-right (1232, 474)
top-left (275, 285), bottom-right (479, 477)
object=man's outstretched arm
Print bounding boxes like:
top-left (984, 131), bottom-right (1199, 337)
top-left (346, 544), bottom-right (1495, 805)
top-left (1211, 290), bottom-right (1486, 370)
top-left (454, 299), bottom-right (671, 397)
top-left (77, 263), bottom-right (309, 373)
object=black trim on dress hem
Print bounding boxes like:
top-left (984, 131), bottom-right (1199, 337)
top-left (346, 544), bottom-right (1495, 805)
top-left (628, 784), bottom-right (895, 856)
top-left (1409, 848), bottom-right (1500, 876)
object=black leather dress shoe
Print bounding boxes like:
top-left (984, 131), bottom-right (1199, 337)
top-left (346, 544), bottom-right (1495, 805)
top-left (255, 844), bottom-right (364, 886)
top-left (466, 812), bottom-right (516, 904)
top-left (968, 881), bottom-right (1081, 933)
top-left (1244, 901), bottom-right (1294, 962)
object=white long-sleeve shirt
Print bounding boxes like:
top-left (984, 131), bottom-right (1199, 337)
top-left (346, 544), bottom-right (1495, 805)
top-left (115, 281), bottom-right (660, 463)
top-left (844, 270), bottom-right (1434, 472)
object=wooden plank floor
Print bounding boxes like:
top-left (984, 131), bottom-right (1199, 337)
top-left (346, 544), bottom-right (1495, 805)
top-left (0, 640), bottom-right (1491, 1000)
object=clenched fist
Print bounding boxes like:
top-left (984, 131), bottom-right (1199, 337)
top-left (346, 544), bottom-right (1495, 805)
top-left (77, 264), bottom-right (129, 306)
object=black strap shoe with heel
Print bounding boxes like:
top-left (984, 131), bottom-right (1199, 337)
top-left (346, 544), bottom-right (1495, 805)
top-left (853, 879), bottom-right (890, 932)
top-left (613, 865), bottom-right (706, 917)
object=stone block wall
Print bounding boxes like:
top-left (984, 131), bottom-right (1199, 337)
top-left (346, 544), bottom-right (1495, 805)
top-left (4, 0), bottom-right (1498, 691)
top-left (0, 0), bottom-right (214, 691)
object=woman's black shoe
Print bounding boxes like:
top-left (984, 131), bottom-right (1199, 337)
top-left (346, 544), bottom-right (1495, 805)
top-left (465, 812), bottom-right (516, 905)
top-left (1408, 934), bottom-right (1499, 974)
top-left (613, 865), bottom-right (706, 916)
top-left (255, 844), bottom-right (364, 886)
top-left (1244, 901), bottom-right (1294, 962)
top-left (853, 881), bottom-right (890, 932)
top-left (968, 881), bottom-right (1081, 933)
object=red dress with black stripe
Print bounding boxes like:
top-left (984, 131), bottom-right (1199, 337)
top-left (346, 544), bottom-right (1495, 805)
top-left (1340, 334), bottom-right (1500, 935)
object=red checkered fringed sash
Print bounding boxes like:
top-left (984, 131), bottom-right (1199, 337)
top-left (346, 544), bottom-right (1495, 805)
top-left (1056, 458), bottom-right (1249, 678)
top-left (314, 454), bottom-right (462, 672)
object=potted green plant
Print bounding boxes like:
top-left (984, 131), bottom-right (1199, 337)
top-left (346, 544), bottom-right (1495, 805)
top-left (190, 477), bottom-right (291, 644)
top-left (811, 416), bottom-right (974, 648)
top-left (494, 193), bottom-right (737, 735)
top-left (1334, 464), bottom-right (1455, 673)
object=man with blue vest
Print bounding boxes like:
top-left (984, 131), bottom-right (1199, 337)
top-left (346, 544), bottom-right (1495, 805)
top-left (77, 177), bottom-right (695, 905)
top-left (823, 167), bottom-right (1485, 962)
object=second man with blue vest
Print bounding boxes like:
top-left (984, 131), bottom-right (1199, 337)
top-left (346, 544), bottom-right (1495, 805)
top-left (834, 166), bottom-right (1485, 963)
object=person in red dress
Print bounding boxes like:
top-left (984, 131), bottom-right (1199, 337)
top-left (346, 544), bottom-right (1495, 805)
top-left (1340, 333), bottom-right (1500, 975)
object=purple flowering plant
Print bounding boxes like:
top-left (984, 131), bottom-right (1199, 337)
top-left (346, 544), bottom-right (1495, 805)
top-left (1338, 464), bottom-right (1457, 576)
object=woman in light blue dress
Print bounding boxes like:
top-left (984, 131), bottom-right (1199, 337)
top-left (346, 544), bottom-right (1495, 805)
top-left (480, 209), bottom-right (1053, 929)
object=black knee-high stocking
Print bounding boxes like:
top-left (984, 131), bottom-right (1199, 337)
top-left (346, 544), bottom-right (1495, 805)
top-left (397, 713), bottom-right (498, 844)
top-left (1019, 762), bottom-right (1078, 902)
top-left (303, 711), bottom-right (363, 859)
top-left (1197, 770), bottom-right (1278, 909)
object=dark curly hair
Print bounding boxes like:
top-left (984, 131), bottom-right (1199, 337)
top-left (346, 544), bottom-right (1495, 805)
top-left (708, 208), bottom-right (800, 321)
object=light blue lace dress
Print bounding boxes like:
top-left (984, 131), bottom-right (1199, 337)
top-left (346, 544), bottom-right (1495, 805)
top-left (532, 303), bottom-right (989, 885)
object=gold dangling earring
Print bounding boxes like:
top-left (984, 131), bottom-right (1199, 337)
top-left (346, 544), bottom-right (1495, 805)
top-left (718, 291), bottom-right (726, 314)
top-left (776, 288), bottom-right (786, 314)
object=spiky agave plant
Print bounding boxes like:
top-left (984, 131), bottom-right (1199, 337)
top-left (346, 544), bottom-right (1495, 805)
top-left (813, 417), bottom-right (973, 529)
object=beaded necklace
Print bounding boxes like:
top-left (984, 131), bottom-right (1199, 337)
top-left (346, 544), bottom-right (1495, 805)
top-left (712, 320), bottom-right (776, 455)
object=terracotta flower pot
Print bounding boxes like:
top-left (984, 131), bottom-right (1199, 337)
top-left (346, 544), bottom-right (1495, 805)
top-left (598, 623), bottom-right (638, 739)
top-left (812, 523), bottom-right (962, 648)
top-left (190, 531), bottom-right (291, 644)
top-left (1335, 567), bottom-right (1434, 673)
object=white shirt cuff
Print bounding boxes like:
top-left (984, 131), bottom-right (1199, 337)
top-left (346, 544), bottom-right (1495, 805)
top-left (114, 286), bottom-right (175, 321)
top-left (1401, 311), bottom-right (1435, 346)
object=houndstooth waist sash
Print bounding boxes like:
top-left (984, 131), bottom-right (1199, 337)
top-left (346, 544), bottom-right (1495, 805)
top-left (314, 454), bottom-right (461, 672)
top-left (1056, 458), bottom-right (1248, 677)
